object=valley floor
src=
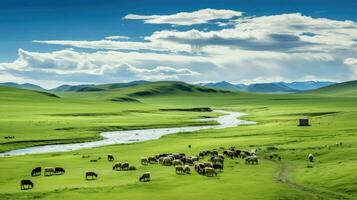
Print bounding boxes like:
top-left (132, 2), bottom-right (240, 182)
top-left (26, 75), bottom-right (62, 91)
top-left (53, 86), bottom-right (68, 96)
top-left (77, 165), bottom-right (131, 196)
top-left (0, 86), bottom-right (356, 200)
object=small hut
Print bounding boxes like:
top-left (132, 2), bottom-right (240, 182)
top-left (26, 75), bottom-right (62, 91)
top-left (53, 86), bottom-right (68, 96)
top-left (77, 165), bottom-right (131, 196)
top-left (299, 118), bottom-right (310, 126)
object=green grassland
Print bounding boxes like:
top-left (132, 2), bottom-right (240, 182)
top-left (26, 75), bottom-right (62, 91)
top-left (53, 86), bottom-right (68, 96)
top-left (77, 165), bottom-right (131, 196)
top-left (0, 81), bottom-right (356, 200)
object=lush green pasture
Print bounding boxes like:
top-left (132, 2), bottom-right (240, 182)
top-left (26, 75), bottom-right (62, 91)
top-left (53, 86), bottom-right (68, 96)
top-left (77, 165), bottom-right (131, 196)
top-left (0, 83), bottom-right (356, 200)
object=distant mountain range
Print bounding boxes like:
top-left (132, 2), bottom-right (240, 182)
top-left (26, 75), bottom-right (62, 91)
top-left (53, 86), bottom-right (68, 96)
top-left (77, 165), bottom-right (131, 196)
top-left (0, 82), bottom-right (47, 91)
top-left (199, 81), bottom-right (336, 93)
top-left (0, 80), bottom-right (336, 94)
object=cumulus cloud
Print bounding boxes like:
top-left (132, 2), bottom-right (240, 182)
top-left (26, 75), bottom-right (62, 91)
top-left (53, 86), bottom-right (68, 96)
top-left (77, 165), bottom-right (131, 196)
top-left (105, 35), bottom-right (130, 40)
top-left (123, 8), bottom-right (242, 26)
top-left (0, 48), bottom-right (202, 84)
top-left (2, 10), bottom-right (357, 86)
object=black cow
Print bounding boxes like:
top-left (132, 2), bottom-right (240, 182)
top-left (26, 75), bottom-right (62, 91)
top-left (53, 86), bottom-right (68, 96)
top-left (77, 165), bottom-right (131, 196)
top-left (31, 167), bottom-right (41, 177)
top-left (21, 179), bottom-right (34, 190)
top-left (55, 167), bottom-right (65, 175)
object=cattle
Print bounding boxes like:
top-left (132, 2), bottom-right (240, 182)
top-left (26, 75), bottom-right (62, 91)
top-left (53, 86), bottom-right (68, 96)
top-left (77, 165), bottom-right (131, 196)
top-left (183, 165), bottom-right (191, 174)
top-left (44, 167), bottom-right (55, 176)
top-left (107, 154), bottom-right (115, 161)
top-left (175, 166), bottom-right (185, 174)
top-left (112, 162), bottom-right (122, 170)
top-left (204, 162), bottom-right (213, 168)
top-left (121, 162), bottom-right (130, 170)
top-left (128, 166), bottom-right (136, 171)
top-left (213, 163), bottom-right (223, 171)
top-left (141, 157), bottom-right (149, 165)
top-left (173, 159), bottom-right (183, 166)
top-left (31, 167), bottom-right (41, 177)
top-left (204, 167), bottom-right (217, 177)
top-left (55, 167), bottom-right (65, 175)
top-left (308, 154), bottom-right (314, 162)
top-left (194, 163), bottom-right (205, 174)
top-left (245, 156), bottom-right (258, 164)
top-left (20, 179), bottom-right (34, 190)
top-left (139, 172), bottom-right (150, 182)
top-left (185, 158), bottom-right (194, 166)
top-left (85, 172), bottom-right (98, 180)
top-left (148, 156), bottom-right (157, 164)
top-left (163, 157), bottom-right (173, 166)
top-left (211, 156), bottom-right (224, 164)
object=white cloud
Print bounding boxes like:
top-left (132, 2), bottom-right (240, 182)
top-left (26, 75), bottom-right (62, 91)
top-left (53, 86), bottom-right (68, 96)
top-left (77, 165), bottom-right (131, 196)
top-left (123, 8), bottom-right (242, 26)
top-left (2, 10), bottom-right (357, 87)
top-left (105, 35), bottom-right (130, 40)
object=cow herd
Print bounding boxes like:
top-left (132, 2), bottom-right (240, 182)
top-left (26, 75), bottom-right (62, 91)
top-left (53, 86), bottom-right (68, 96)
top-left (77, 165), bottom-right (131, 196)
top-left (20, 146), bottom-right (260, 190)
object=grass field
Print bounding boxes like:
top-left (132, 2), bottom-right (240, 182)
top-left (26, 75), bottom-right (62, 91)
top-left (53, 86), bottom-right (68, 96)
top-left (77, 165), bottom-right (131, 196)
top-left (0, 81), bottom-right (356, 200)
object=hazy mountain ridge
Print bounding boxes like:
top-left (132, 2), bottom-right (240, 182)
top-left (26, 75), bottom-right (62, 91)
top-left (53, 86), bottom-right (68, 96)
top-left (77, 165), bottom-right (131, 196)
top-left (1, 80), bottom-right (337, 94)
top-left (199, 81), bottom-right (336, 93)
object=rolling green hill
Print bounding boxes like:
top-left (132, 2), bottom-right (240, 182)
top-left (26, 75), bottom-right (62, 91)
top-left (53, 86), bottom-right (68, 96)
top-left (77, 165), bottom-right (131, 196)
top-left (0, 80), bottom-right (356, 200)
top-left (307, 80), bottom-right (357, 96)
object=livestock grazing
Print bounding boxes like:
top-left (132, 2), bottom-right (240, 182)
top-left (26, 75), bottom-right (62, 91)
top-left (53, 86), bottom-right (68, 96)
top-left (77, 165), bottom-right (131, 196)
top-left (128, 166), bottom-right (136, 171)
top-left (141, 157), bottom-right (149, 165)
top-left (107, 154), bottom-right (115, 161)
top-left (20, 179), bottom-right (34, 190)
top-left (163, 157), bottom-right (173, 166)
top-left (245, 156), bottom-right (258, 164)
top-left (120, 162), bottom-right (130, 170)
top-left (212, 150), bottom-right (218, 156)
top-left (82, 155), bottom-right (90, 158)
top-left (235, 150), bottom-right (241, 156)
top-left (211, 156), bottom-right (224, 164)
top-left (44, 167), bottom-right (55, 176)
top-left (213, 163), bottom-right (223, 171)
top-left (308, 154), bottom-right (314, 162)
top-left (148, 156), bottom-right (157, 164)
top-left (204, 167), bottom-right (217, 177)
top-left (204, 162), bottom-right (213, 168)
top-left (195, 163), bottom-right (205, 174)
top-left (90, 159), bottom-right (98, 162)
top-left (31, 167), bottom-right (41, 177)
top-left (173, 159), bottom-right (183, 166)
top-left (175, 166), bottom-right (185, 174)
top-left (188, 144), bottom-right (191, 148)
top-left (85, 172), bottom-right (98, 180)
top-left (112, 162), bottom-right (122, 170)
top-left (55, 167), bottom-right (65, 175)
top-left (185, 158), bottom-right (194, 166)
top-left (183, 165), bottom-right (191, 174)
top-left (139, 172), bottom-right (150, 182)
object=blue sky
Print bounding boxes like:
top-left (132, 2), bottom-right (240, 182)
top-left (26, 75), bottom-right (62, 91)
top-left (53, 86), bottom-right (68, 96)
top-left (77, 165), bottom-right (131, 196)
top-left (0, 0), bottom-right (356, 88)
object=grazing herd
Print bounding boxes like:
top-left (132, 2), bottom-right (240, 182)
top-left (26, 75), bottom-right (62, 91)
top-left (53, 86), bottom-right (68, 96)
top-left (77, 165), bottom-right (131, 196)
top-left (19, 145), bottom-right (317, 191)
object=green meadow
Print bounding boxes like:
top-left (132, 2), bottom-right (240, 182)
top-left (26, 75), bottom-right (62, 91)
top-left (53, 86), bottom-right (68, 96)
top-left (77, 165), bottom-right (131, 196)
top-left (0, 81), bottom-right (356, 200)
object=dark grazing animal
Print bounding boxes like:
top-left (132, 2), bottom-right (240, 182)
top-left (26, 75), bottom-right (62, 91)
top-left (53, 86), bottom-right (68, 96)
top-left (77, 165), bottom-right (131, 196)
top-left (213, 163), bottom-right (223, 171)
top-left (44, 167), bottom-right (55, 176)
top-left (175, 166), bottom-right (184, 174)
top-left (141, 157), bottom-right (149, 165)
top-left (107, 154), bottom-right (115, 161)
top-left (308, 154), bottom-right (314, 162)
top-left (139, 172), bottom-right (150, 182)
top-left (148, 156), bottom-right (157, 164)
top-left (120, 162), bottom-right (130, 170)
top-left (245, 156), bottom-right (258, 164)
top-left (55, 167), bottom-right (65, 175)
top-left (20, 179), bottom-right (34, 190)
top-left (204, 167), bottom-right (217, 177)
top-left (112, 162), bottom-right (122, 170)
top-left (85, 172), bottom-right (98, 180)
top-left (31, 167), bottom-right (41, 177)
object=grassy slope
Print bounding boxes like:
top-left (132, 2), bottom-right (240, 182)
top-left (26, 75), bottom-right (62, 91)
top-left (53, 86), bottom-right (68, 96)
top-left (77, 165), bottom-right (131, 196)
top-left (0, 82), bottom-right (356, 200)
top-left (305, 80), bottom-right (357, 96)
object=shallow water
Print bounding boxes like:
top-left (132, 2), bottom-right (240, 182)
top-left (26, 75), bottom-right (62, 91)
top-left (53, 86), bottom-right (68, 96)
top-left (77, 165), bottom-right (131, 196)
top-left (0, 110), bottom-right (255, 157)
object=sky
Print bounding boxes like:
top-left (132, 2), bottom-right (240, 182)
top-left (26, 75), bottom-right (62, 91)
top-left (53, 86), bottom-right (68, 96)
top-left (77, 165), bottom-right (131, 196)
top-left (0, 0), bottom-right (356, 88)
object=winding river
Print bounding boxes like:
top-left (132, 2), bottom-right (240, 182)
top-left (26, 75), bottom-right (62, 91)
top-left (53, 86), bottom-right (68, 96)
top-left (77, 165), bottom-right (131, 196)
top-left (0, 110), bottom-right (256, 157)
